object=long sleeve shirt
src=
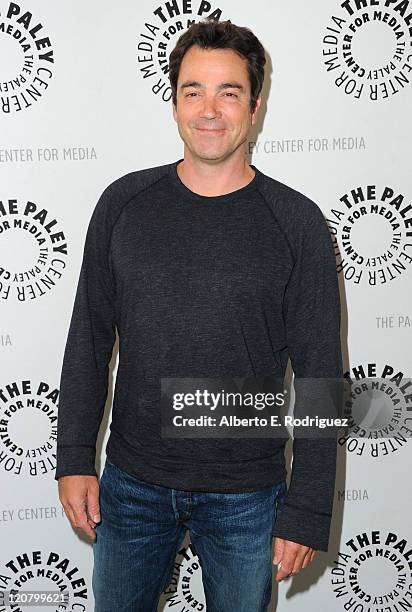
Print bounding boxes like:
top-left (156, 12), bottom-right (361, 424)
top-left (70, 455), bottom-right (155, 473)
top-left (55, 158), bottom-right (344, 552)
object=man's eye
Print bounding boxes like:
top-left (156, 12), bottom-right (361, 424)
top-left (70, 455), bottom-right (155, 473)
top-left (185, 92), bottom-right (198, 97)
top-left (225, 92), bottom-right (238, 98)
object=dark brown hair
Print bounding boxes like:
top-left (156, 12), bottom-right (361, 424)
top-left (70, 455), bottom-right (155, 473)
top-left (168, 19), bottom-right (266, 113)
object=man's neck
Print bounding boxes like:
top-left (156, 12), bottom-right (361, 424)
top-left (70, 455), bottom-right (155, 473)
top-left (176, 156), bottom-right (255, 197)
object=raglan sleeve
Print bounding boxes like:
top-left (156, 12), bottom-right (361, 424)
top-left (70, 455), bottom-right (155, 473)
top-left (271, 200), bottom-right (344, 552)
top-left (55, 183), bottom-right (117, 480)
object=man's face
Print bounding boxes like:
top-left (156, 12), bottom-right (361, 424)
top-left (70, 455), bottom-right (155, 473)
top-left (172, 45), bottom-right (261, 163)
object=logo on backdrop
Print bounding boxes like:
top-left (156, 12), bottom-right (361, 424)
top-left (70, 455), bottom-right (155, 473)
top-left (0, 333), bottom-right (12, 347)
top-left (137, 0), bottom-right (227, 102)
top-left (0, 2), bottom-right (55, 114)
top-left (160, 543), bottom-right (206, 610)
top-left (326, 184), bottom-right (412, 286)
top-left (0, 379), bottom-right (58, 477)
top-left (0, 197), bottom-right (68, 302)
top-left (337, 488), bottom-right (370, 502)
top-left (331, 530), bottom-right (412, 611)
top-left (338, 363), bottom-right (412, 459)
top-left (0, 549), bottom-right (88, 609)
top-left (322, 0), bottom-right (412, 101)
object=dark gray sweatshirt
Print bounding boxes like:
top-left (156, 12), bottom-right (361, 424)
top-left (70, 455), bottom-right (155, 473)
top-left (55, 159), bottom-right (344, 552)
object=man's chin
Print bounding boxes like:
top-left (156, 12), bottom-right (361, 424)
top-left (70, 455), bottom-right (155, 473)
top-left (189, 146), bottom-right (232, 163)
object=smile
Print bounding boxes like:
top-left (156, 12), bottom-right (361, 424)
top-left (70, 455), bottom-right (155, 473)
top-left (194, 127), bottom-right (226, 133)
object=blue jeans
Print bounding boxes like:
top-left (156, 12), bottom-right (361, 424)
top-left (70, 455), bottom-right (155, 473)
top-left (92, 458), bottom-right (287, 612)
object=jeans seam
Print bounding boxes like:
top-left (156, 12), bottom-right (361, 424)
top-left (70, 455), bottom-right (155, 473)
top-left (156, 524), bottom-right (186, 601)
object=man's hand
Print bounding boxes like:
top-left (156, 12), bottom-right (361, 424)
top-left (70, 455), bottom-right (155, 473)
top-left (58, 475), bottom-right (101, 541)
top-left (273, 537), bottom-right (316, 581)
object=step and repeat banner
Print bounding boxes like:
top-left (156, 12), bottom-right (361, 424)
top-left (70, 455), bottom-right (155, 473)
top-left (1, 0), bottom-right (411, 610)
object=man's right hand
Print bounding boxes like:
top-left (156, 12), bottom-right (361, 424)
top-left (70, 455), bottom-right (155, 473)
top-left (58, 475), bottom-right (101, 541)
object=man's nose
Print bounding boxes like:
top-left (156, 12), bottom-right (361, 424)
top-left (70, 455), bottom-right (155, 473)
top-left (199, 96), bottom-right (221, 118)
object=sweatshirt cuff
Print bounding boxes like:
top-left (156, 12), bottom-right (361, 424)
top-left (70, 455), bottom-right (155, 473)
top-left (272, 502), bottom-right (332, 552)
top-left (55, 445), bottom-right (97, 480)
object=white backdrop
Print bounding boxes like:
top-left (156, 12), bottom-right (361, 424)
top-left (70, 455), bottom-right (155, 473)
top-left (1, 1), bottom-right (411, 610)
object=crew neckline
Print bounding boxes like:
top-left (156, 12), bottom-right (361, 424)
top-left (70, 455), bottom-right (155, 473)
top-left (168, 158), bottom-right (261, 204)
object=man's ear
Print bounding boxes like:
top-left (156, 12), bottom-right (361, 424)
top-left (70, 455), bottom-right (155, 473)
top-left (172, 101), bottom-right (177, 122)
top-left (251, 96), bottom-right (261, 126)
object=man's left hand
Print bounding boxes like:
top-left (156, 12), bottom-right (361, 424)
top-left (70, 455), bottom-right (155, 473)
top-left (273, 537), bottom-right (317, 581)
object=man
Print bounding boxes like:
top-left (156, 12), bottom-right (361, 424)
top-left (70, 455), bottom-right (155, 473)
top-left (56, 19), bottom-right (343, 612)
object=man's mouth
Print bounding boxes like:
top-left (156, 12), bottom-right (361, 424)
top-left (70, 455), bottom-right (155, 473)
top-left (194, 127), bottom-right (225, 133)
